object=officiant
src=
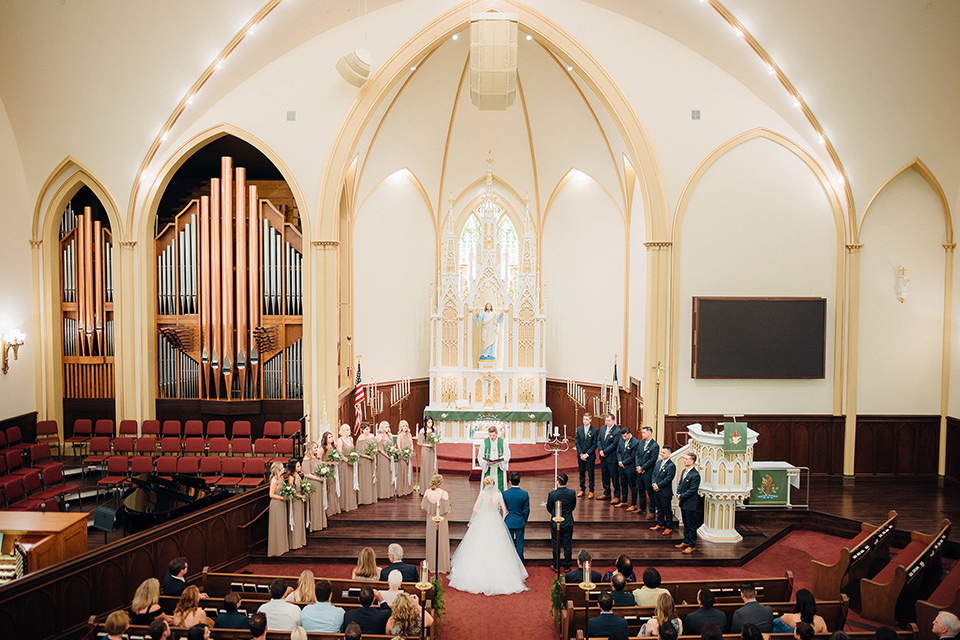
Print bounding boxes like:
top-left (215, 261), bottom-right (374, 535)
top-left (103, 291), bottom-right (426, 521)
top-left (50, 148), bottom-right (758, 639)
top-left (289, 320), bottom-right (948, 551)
top-left (478, 425), bottom-right (511, 491)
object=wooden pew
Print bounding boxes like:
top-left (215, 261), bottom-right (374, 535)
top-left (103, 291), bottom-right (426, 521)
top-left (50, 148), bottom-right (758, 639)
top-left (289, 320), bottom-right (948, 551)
top-left (564, 596), bottom-right (849, 640)
top-left (563, 572), bottom-right (794, 608)
top-left (915, 558), bottom-right (960, 640)
top-left (201, 567), bottom-right (435, 603)
top-left (87, 618), bottom-right (410, 640)
top-left (810, 510), bottom-right (898, 600)
top-left (575, 625), bottom-right (918, 640)
top-left (860, 519), bottom-right (951, 627)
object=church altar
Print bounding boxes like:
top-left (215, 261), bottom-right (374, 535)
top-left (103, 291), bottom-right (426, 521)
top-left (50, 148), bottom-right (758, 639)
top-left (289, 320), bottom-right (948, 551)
top-left (424, 158), bottom-right (551, 443)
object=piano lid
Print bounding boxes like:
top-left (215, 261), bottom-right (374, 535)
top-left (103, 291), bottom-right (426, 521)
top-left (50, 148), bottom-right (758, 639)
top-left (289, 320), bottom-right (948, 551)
top-left (119, 473), bottom-right (229, 534)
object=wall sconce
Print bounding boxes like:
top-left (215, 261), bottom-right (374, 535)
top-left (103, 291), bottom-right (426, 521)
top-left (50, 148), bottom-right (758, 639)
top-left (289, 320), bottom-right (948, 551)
top-left (2, 330), bottom-right (25, 374)
top-left (895, 265), bottom-right (909, 304)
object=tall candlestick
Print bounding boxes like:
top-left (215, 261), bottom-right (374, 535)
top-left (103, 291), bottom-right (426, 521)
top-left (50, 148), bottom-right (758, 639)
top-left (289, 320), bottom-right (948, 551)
top-left (420, 560), bottom-right (428, 583)
top-left (584, 560), bottom-right (591, 579)
top-left (435, 497), bottom-right (441, 518)
top-left (555, 500), bottom-right (561, 519)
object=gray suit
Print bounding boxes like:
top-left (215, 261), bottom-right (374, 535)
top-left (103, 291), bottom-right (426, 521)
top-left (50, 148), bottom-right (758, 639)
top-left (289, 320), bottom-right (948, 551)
top-left (731, 600), bottom-right (774, 633)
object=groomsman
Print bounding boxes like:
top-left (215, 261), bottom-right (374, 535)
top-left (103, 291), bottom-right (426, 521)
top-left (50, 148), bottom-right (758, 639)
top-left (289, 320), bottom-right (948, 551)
top-left (547, 472), bottom-right (577, 572)
top-left (676, 451), bottom-right (702, 554)
top-left (575, 413), bottom-right (598, 498)
top-left (615, 427), bottom-right (640, 511)
top-left (596, 413), bottom-right (621, 502)
top-left (636, 426), bottom-right (659, 519)
top-left (650, 445), bottom-right (676, 535)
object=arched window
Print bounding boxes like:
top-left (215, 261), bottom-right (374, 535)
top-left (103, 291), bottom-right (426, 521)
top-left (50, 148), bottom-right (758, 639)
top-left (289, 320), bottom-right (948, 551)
top-left (458, 203), bottom-right (519, 292)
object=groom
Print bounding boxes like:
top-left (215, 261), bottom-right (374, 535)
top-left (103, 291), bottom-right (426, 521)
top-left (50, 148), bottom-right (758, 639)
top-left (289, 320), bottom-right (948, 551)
top-left (478, 425), bottom-right (510, 491)
top-left (503, 471), bottom-right (530, 562)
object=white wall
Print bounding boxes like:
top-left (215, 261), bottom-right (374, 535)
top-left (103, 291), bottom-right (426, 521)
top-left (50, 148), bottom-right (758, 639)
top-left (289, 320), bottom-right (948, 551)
top-left (857, 169), bottom-right (946, 414)
top-left (676, 137), bottom-right (836, 414)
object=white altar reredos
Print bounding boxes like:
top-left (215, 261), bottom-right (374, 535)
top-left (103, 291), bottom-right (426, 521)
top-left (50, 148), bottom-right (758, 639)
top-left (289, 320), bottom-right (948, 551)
top-left (425, 159), bottom-right (551, 443)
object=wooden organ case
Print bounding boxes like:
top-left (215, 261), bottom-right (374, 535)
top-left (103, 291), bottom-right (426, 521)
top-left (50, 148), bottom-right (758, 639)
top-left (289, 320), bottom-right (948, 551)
top-left (154, 156), bottom-right (303, 412)
top-left (59, 203), bottom-right (115, 400)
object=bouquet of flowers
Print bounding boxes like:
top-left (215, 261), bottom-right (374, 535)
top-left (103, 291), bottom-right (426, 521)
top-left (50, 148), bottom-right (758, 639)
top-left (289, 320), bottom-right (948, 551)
top-left (324, 448), bottom-right (343, 463)
top-left (299, 480), bottom-right (315, 500)
top-left (278, 481), bottom-right (298, 501)
top-left (400, 446), bottom-right (414, 461)
top-left (426, 432), bottom-right (441, 446)
top-left (346, 450), bottom-right (361, 465)
top-left (387, 443), bottom-right (401, 461)
top-left (364, 441), bottom-right (378, 458)
top-left (316, 464), bottom-right (334, 479)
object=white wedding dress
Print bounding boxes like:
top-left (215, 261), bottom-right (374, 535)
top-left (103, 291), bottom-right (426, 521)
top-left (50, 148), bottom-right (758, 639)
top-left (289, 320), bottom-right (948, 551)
top-left (447, 485), bottom-right (529, 595)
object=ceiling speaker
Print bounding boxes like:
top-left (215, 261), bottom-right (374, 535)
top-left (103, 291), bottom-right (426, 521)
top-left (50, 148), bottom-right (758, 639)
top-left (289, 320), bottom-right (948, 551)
top-left (336, 48), bottom-right (371, 87)
top-left (469, 11), bottom-right (518, 110)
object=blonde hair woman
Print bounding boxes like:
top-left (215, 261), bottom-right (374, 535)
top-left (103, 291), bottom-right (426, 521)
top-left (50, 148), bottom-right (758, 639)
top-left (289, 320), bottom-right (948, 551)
top-left (104, 610), bottom-right (130, 640)
top-left (355, 423), bottom-right (377, 505)
top-left (301, 442), bottom-right (327, 532)
top-left (421, 473), bottom-right (451, 573)
top-left (130, 577), bottom-right (168, 625)
top-left (641, 592), bottom-right (683, 637)
top-left (285, 569), bottom-right (317, 604)
top-left (287, 459), bottom-right (307, 550)
top-left (171, 585), bottom-right (206, 627)
top-left (267, 461), bottom-right (290, 557)
top-left (336, 424), bottom-right (358, 512)
top-left (351, 546), bottom-right (380, 580)
top-left (386, 591), bottom-right (433, 637)
top-left (395, 420), bottom-right (414, 496)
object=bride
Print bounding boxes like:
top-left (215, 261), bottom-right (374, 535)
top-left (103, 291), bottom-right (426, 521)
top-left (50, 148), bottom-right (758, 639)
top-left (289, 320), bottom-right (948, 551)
top-left (448, 476), bottom-right (528, 595)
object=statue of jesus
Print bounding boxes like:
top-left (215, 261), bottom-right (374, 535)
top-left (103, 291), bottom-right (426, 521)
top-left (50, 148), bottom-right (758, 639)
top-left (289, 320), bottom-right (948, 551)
top-left (472, 303), bottom-right (504, 361)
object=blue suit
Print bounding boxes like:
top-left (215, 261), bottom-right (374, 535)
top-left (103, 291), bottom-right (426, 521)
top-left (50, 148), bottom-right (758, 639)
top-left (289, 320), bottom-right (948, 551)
top-left (502, 485), bottom-right (530, 561)
top-left (598, 423), bottom-right (621, 499)
top-left (676, 466), bottom-right (701, 547)
top-left (575, 424), bottom-right (598, 492)
top-left (652, 457), bottom-right (676, 528)
top-left (636, 437), bottom-right (659, 513)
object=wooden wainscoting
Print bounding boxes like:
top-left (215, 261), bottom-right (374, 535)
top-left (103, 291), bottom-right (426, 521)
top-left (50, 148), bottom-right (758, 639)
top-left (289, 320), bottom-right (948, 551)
top-left (0, 410), bottom-right (38, 445)
top-left (155, 398), bottom-right (303, 440)
top-left (337, 378), bottom-right (429, 431)
top-left (946, 417), bottom-right (960, 488)
top-left (545, 378), bottom-right (641, 434)
top-left (854, 415), bottom-right (940, 476)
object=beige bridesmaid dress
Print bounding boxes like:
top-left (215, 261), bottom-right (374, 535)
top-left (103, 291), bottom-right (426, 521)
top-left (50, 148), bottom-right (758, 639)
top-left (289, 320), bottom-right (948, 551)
top-left (356, 435), bottom-right (377, 505)
top-left (338, 438), bottom-right (358, 511)
top-left (421, 492), bottom-right (450, 573)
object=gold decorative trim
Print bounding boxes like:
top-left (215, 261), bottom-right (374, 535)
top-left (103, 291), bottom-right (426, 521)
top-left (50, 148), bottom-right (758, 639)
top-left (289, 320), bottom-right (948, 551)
top-left (29, 240), bottom-right (42, 248)
top-left (644, 241), bottom-right (672, 249)
top-left (858, 158), bottom-right (953, 245)
top-left (845, 244), bottom-right (863, 252)
top-left (119, 241), bottom-right (138, 249)
top-left (313, 241), bottom-right (340, 248)
top-left (944, 244), bottom-right (956, 253)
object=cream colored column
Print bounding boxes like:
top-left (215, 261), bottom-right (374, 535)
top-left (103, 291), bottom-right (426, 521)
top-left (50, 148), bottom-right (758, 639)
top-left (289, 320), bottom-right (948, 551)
top-left (939, 244), bottom-right (955, 476)
top-left (643, 241), bottom-right (671, 439)
top-left (843, 243), bottom-right (863, 477)
top-left (311, 241), bottom-right (340, 437)
top-left (116, 241), bottom-right (141, 422)
top-left (29, 239), bottom-right (48, 421)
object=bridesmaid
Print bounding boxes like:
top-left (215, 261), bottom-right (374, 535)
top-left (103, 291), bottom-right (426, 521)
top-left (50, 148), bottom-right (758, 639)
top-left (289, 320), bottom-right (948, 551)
top-left (267, 461), bottom-right (290, 557)
top-left (355, 424), bottom-right (377, 505)
top-left (396, 420), bottom-right (414, 497)
top-left (319, 431), bottom-right (341, 516)
top-left (376, 421), bottom-right (394, 500)
top-left (417, 417), bottom-right (437, 494)
top-left (287, 459), bottom-right (307, 550)
top-left (301, 441), bottom-right (327, 532)
top-left (336, 424), bottom-right (358, 511)
top-left (421, 473), bottom-right (451, 573)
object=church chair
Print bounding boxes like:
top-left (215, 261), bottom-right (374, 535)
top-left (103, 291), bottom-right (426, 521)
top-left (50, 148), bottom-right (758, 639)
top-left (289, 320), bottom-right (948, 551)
top-left (253, 438), bottom-right (275, 458)
top-left (161, 420), bottom-right (181, 438)
top-left (5, 449), bottom-right (43, 487)
top-left (65, 418), bottom-right (93, 456)
top-left (176, 456), bottom-right (200, 476)
top-left (263, 421), bottom-right (282, 438)
top-left (35, 420), bottom-right (61, 457)
top-left (230, 437), bottom-right (252, 456)
top-left (216, 458), bottom-right (244, 489)
top-left (135, 436), bottom-right (158, 456)
top-left (27, 444), bottom-right (62, 482)
top-left (112, 437), bottom-right (135, 457)
top-left (206, 420), bottom-right (226, 437)
top-left (130, 455), bottom-right (154, 475)
top-left (272, 438), bottom-right (294, 463)
top-left (159, 437), bottom-right (183, 456)
top-left (231, 420), bottom-right (251, 439)
top-left (141, 419), bottom-right (161, 438)
top-left (282, 421), bottom-right (301, 438)
top-left (199, 456), bottom-right (222, 485)
top-left (238, 458), bottom-right (266, 488)
top-left (81, 436), bottom-right (111, 477)
top-left (207, 437), bottom-right (230, 455)
top-left (155, 456), bottom-right (178, 480)
top-left (183, 437), bottom-right (206, 456)
top-left (32, 464), bottom-right (81, 508)
top-left (4, 426), bottom-right (33, 453)
top-left (93, 419), bottom-right (115, 437)
top-left (118, 420), bottom-right (139, 436)
top-left (184, 420), bottom-right (204, 437)
top-left (96, 456), bottom-right (130, 504)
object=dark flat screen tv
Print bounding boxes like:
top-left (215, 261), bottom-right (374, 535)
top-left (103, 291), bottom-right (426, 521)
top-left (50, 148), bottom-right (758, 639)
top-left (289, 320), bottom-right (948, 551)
top-left (692, 297), bottom-right (826, 379)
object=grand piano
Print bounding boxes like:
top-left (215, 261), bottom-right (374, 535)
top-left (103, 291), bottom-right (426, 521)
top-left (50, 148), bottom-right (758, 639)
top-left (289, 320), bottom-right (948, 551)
top-left (118, 473), bottom-right (230, 534)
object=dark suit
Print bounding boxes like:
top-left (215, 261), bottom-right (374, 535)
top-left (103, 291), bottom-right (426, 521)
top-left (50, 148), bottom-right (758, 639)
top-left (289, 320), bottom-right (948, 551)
top-left (341, 604), bottom-right (391, 635)
top-left (589, 612), bottom-right (629, 637)
top-left (731, 600), bottom-right (773, 633)
top-left (685, 607), bottom-right (728, 634)
top-left (676, 466), bottom-right (701, 547)
top-left (503, 485), bottom-right (530, 561)
top-left (652, 457), bottom-right (676, 528)
top-left (546, 485), bottom-right (576, 570)
top-left (565, 567), bottom-right (602, 584)
top-left (616, 435), bottom-right (640, 506)
top-left (214, 610), bottom-right (251, 630)
top-left (379, 561), bottom-right (418, 583)
top-left (575, 424), bottom-right (598, 492)
top-left (610, 590), bottom-right (636, 607)
top-left (637, 437), bottom-right (659, 513)
top-left (598, 423), bottom-right (621, 499)
top-left (162, 572), bottom-right (187, 597)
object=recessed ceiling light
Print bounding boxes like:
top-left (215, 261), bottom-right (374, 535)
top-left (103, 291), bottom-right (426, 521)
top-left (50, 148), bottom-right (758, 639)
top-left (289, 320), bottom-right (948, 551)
top-left (566, 65), bottom-right (573, 72)
top-left (452, 34), bottom-right (459, 40)
top-left (410, 65), bottom-right (417, 71)
top-left (526, 34), bottom-right (532, 41)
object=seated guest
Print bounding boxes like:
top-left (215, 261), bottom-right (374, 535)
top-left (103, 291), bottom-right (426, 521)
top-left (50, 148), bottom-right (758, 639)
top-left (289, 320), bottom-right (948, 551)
top-left (608, 631), bottom-right (629, 640)
top-left (162, 557), bottom-right (189, 597)
top-left (171, 585), bottom-right (207, 628)
top-left (352, 546), bottom-right (381, 581)
top-left (290, 627), bottom-right (307, 640)
top-left (875, 628), bottom-right (898, 640)
top-left (633, 567), bottom-right (669, 606)
top-left (104, 610), bottom-right (130, 640)
top-left (257, 578), bottom-right (302, 631)
top-left (701, 622), bottom-right (724, 640)
top-left (385, 592), bottom-right (433, 637)
top-left (731, 582), bottom-right (773, 633)
top-left (286, 570), bottom-right (318, 605)
top-left (933, 613), bottom-right (960, 640)
top-left (131, 577), bottom-right (167, 625)
top-left (146, 618), bottom-right (171, 640)
top-left (343, 621), bottom-right (362, 640)
top-left (602, 554), bottom-right (636, 582)
top-left (773, 589), bottom-right (828, 634)
top-left (380, 570), bottom-right (404, 608)
top-left (301, 578), bottom-right (345, 633)
top-left (249, 612), bottom-right (268, 640)
top-left (661, 623), bottom-right (680, 640)
top-left (341, 585), bottom-right (391, 635)
top-left (795, 621), bottom-right (816, 640)
top-left (588, 592), bottom-right (628, 637)
top-left (640, 592), bottom-right (683, 637)
top-left (566, 549), bottom-right (603, 584)
top-left (214, 591), bottom-right (250, 629)
top-left (379, 543), bottom-right (419, 582)
top-left (186, 624), bottom-right (210, 640)
top-left (685, 588), bottom-right (728, 634)
top-left (741, 623), bottom-right (765, 640)
top-left (609, 572), bottom-right (636, 606)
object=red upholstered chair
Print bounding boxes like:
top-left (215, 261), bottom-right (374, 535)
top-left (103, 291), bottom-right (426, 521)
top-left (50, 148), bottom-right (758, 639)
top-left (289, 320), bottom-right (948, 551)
top-left (206, 420), bottom-right (226, 437)
top-left (130, 456), bottom-right (154, 475)
top-left (161, 420), bottom-right (181, 438)
top-left (199, 456), bottom-right (222, 485)
top-left (5, 449), bottom-right (42, 487)
top-left (207, 437), bottom-right (230, 456)
top-left (238, 458), bottom-right (267, 488)
top-left (28, 444), bottom-right (62, 486)
top-left (263, 421), bottom-right (282, 438)
top-left (113, 437), bottom-right (135, 456)
top-left (216, 458), bottom-right (244, 488)
top-left (5, 426), bottom-right (33, 453)
top-left (0, 430), bottom-right (8, 454)
top-left (231, 420), bottom-right (251, 439)
top-left (65, 419), bottom-right (93, 456)
top-left (36, 420), bottom-right (61, 457)
top-left (155, 456), bottom-right (178, 479)
top-left (183, 438), bottom-right (206, 456)
top-left (94, 419), bottom-right (115, 437)
top-left (253, 438), bottom-right (275, 458)
top-left (0, 476), bottom-right (25, 508)
top-left (97, 456), bottom-right (130, 503)
top-left (135, 436), bottom-right (157, 456)
top-left (82, 437), bottom-right (112, 476)
top-left (5, 477), bottom-right (50, 511)
top-left (272, 438), bottom-right (294, 464)
top-left (141, 420), bottom-right (161, 438)
top-left (184, 420), bottom-right (204, 437)
top-left (33, 464), bottom-right (81, 507)
top-left (118, 420), bottom-right (139, 436)
top-left (230, 437), bottom-right (252, 456)
top-left (176, 457), bottom-right (200, 476)
top-left (282, 421), bottom-right (302, 438)
top-left (160, 437), bottom-right (183, 456)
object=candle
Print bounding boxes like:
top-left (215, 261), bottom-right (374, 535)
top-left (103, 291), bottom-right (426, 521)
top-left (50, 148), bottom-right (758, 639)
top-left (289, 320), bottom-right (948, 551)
top-left (555, 500), bottom-right (561, 519)
top-left (553, 426), bottom-right (559, 437)
top-left (435, 497), bottom-right (441, 518)
top-left (584, 560), bottom-right (591, 580)
top-left (420, 560), bottom-right (428, 583)
top-left (563, 424), bottom-right (567, 440)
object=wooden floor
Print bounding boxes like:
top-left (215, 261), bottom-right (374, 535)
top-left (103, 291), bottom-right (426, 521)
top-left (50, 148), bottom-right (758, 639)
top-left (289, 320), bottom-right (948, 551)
top-left (248, 474), bottom-right (960, 567)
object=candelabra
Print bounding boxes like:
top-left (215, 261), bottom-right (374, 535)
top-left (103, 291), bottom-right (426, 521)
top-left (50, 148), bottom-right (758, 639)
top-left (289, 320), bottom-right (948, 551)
top-left (566, 379), bottom-right (586, 410)
top-left (391, 377), bottom-right (411, 421)
top-left (543, 424), bottom-right (570, 486)
top-left (366, 378), bottom-right (384, 422)
top-left (1, 330), bottom-right (25, 375)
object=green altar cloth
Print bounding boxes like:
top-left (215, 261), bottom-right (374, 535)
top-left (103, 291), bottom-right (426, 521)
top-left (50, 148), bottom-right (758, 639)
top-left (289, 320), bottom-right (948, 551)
top-left (424, 409), bottom-right (552, 422)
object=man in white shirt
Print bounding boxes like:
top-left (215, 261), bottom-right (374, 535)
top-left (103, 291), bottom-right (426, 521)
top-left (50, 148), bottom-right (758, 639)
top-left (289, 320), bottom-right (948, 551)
top-left (256, 578), bottom-right (301, 631)
top-left (300, 578), bottom-right (345, 632)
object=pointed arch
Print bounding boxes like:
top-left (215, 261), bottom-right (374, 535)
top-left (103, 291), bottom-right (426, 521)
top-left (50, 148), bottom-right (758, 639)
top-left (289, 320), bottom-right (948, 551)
top-left (542, 167), bottom-right (624, 232)
top-left (858, 158), bottom-right (953, 244)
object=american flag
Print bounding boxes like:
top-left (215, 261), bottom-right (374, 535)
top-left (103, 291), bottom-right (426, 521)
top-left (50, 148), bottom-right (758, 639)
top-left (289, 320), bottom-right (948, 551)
top-left (610, 361), bottom-right (621, 417)
top-left (354, 361), bottom-right (365, 431)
